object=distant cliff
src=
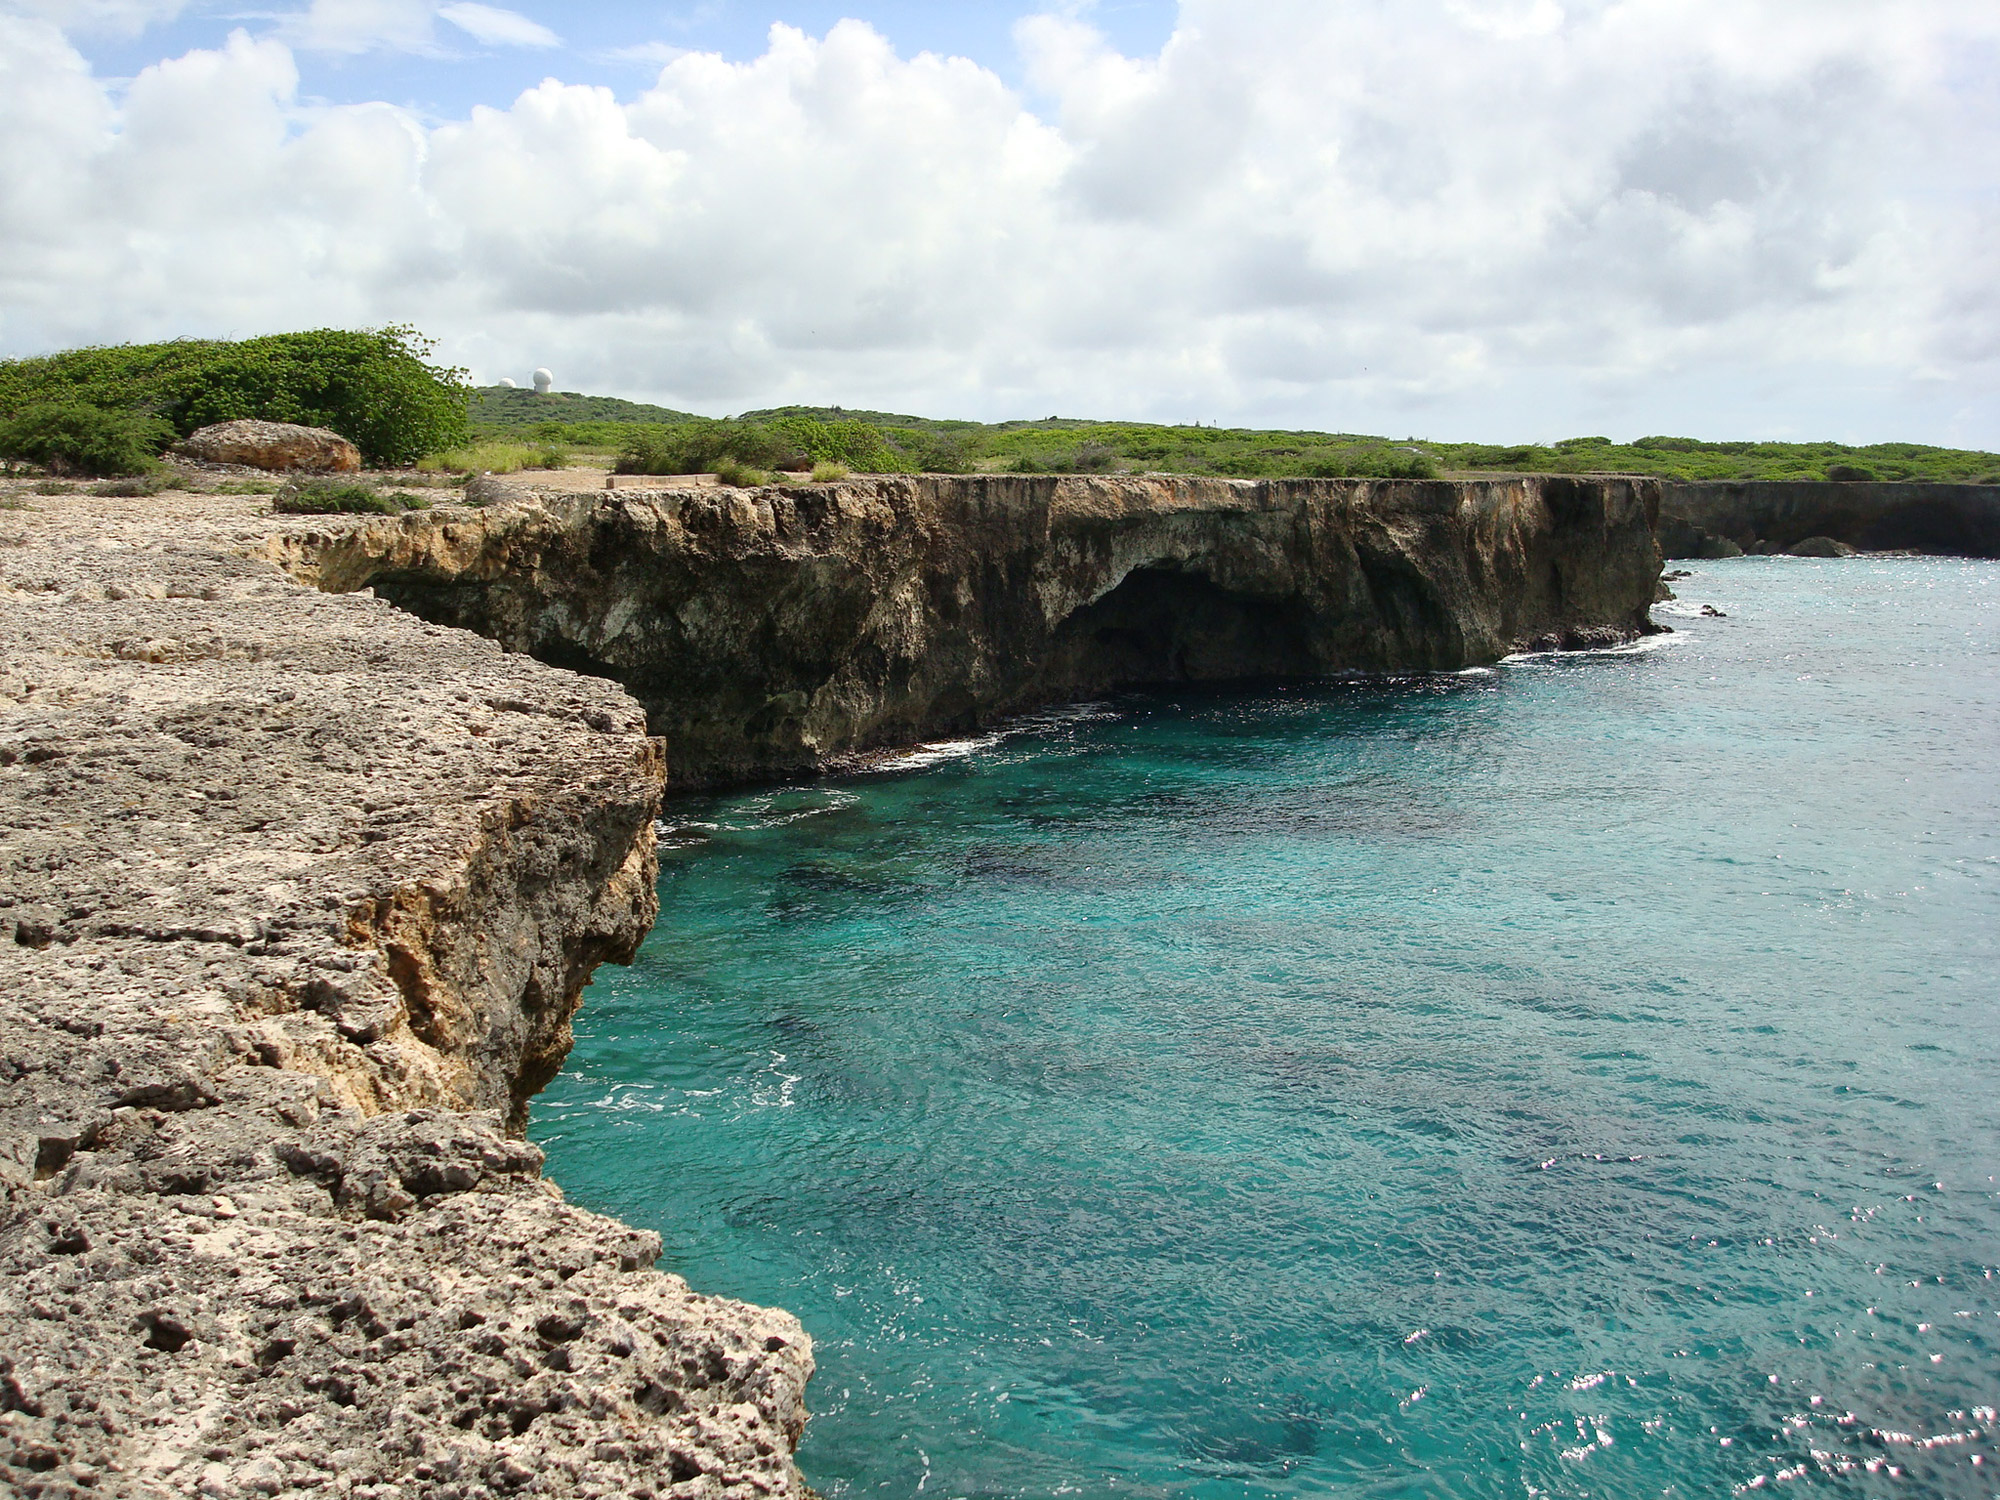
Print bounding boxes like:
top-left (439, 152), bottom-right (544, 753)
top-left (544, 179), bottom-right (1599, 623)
top-left (299, 473), bottom-right (1664, 787)
top-left (1658, 481), bottom-right (2000, 558)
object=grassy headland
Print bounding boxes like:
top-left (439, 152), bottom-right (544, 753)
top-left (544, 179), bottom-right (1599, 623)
top-left (1, 331), bottom-right (1993, 483)
top-left (487, 396), bottom-right (2000, 484)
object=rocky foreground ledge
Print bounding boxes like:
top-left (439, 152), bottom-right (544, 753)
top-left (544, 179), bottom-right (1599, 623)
top-left (0, 492), bottom-right (812, 1500)
top-left (293, 473), bottom-right (1666, 786)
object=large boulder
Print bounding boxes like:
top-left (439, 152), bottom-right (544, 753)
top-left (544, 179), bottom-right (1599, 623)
top-left (178, 418), bottom-right (362, 472)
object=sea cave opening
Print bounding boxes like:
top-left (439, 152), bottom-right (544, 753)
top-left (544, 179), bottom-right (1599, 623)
top-left (1036, 565), bottom-right (1319, 696)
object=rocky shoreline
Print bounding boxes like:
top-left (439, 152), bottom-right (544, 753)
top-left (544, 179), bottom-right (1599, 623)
top-left (0, 491), bottom-right (812, 1499)
top-left (1, 473), bottom-right (1665, 1496)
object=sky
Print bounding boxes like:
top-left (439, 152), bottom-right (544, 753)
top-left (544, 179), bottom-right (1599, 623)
top-left (2, 0), bottom-right (1997, 445)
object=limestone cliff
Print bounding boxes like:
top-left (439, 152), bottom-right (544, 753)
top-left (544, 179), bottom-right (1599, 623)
top-left (0, 491), bottom-right (812, 1499)
top-left (295, 473), bottom-right (1664, 787)
top-left (1657, 480), bottom-right (2000, 559)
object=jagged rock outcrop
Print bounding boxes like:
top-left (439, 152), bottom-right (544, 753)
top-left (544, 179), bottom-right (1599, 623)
top-left (290, 473), bottom-right (1664, 787)
top-left (1657, 480), bottom-right (2000, 559)
top-left (0, 490), bottom-right (812, 1499)
top-left (177, 420), bottom-right (363, 473)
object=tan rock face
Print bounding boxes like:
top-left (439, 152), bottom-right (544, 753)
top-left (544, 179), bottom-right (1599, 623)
top-left (178, 418), bottom-right (363, 472)
top-left (305, 473), bottom-right (1666, 787)
top-left (0, 489), bottom-right (814, 1499)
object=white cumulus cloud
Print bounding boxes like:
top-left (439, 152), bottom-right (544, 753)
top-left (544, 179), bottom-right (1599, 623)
top-left (0, 0), bottom-right (1996, 443)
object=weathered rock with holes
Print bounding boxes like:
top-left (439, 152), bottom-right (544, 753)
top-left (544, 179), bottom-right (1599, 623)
top-left (0, 489), bottom-right (812, 1499)
top-left (286, 472), bottom-right (1666, 787)
top-left (177, 420), bottom-right (363, 474)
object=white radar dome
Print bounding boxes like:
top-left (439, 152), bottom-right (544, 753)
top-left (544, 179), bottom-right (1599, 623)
top-left (532, 368), bottom-right (554, 394)
top-left (498, 377), bottom-right (517, 389)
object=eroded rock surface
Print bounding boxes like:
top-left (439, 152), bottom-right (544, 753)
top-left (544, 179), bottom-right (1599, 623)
top-left (293, 473), bottom-right (1664, 786)
top-left (0, 492), bottom-right (812, 1499)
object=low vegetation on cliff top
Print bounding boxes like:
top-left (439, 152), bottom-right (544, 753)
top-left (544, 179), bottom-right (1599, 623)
top-left (0, 327), bottom-right (472, 471)
top-left (3, 328), bottom-right (1994, 484)
top-left (486, 395), bottom-right (2000, 485)
top-left (270, 477), bottom-right (433, 515)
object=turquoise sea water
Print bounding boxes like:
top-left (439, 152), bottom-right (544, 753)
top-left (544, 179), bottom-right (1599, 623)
top-left (534, 558), bottom-right (2000, 1498)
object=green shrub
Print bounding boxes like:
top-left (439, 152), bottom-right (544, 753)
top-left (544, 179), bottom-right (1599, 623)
top-left (713, 457), bottom-right (769, 488)
top-left (1362, 450), bottom-right (1439, 480)
top-left (271, 479), bottom-right (430, 515)
top-left (0, 402), bottom-right (172, 477)
top-left (615, 421), bottom-right (802, 477)
top-left (0, 326), bottom-right (470, 467)
top-left (810, 460), bottom-right (850, 483)
top-left (213, 478), bottom-right (280, 495)
top-left (31, 479), bottom-right (76, 495)
top-left (905, 432), bottom-right (972, 473)
top-left (610, 429), bottom-right (682, 475)
top-left (1072, 441), bottom-right (1120, 473)
top-left (768, 416), bottom-right (914, 474)
top-left (1826, 464), bottom-right (1876, 482)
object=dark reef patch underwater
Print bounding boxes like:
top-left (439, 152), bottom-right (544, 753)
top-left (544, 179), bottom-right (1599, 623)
top-left (535, 557), bottom-right (1999, 1499)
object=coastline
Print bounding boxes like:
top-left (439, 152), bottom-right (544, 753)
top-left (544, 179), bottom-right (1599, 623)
top-left (1, 472), bottom-right (1665, 1495)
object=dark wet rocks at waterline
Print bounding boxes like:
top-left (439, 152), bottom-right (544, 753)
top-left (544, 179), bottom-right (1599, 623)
top-left (297, 473), bottom-right (1666, 787)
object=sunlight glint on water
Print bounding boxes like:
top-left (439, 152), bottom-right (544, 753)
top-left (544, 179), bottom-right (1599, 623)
top-left (535, 558), bottom-right (2000, 1498)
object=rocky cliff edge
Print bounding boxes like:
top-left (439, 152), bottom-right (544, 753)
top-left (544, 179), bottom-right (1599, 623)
top-left (289, 473), bottom-right (1665, 787)
top-left (0, 491), bottom-right (813, 1500)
